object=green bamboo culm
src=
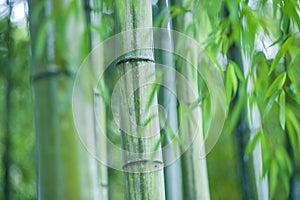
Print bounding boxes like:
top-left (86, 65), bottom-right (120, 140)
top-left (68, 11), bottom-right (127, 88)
top-left (115, 0), bottom-right (165, 199)
top-left (1, 1), bottom-right (12, 199)
top-left (153, 0), bottom-right (183, 199)
top-left (29, 0), bottom-right (99, 198)
top-left (171, 0), bottom-right (210, 199)
top-left (223, 3), bottom-right (269, 200)
top-left (84, 0), bottom-right (109, 199)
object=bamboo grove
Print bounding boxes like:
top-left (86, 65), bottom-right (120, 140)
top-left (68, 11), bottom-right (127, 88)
top-left (0, 0), bottom-right (300, 199)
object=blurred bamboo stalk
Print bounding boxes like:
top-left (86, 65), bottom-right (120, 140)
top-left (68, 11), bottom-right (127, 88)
top-left (29, 0), bottom-right (99, 198)
top-left (1, 1), bottom-right (12, 199)
top-left (171, 0), bottom-right (211, 199)
top-left (84, 0), bottom-right (109, 199)
top-left (153, 0), bottom-right (183, 199)
top-left (223, 3), bottom-right (269, 200)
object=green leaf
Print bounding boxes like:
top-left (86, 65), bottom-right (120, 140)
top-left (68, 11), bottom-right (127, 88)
top-left (170, 6), bottom-right (188, 18)
top-left (283, 1), bottom-right (300, 31)
top-left (142, 114), bottom-right (157, 127)
top-left (146, 83), bottom-right (161, 113)
top-left (225, 62), bottom-right (238, 105)
top-left (97, 81), bottom-right (110, 105)
top-left (164, 124), bottom-right (178, 142)
top-left (276, 147), bottom-right (292, 198)
top-left (269, 37), bottom-right (293, 75)
top-left (35, 16), bottom-right (53, 60)
top-left (279, 90), bottom-right (286, 130)
top-left (261, 132), bottom-right (271, 177)
top-left (231, 61), bottom-right (245, 82)
top-left (224, 83), bottom-right (246, 134)
top-left (285, 84), bottom-right (298, 102)
top-left (230, 63), bottom-right (238, 96)
top-left (281, 175), bottom-right (290, 199)
top-left (245, 130), bottom-right (262, 156)
top-left (280, 148), bottom-right (293, 176)
top-left (263, 90), bottom-right (279, 120)
top-left (225, 65), bottom-right (233, 105)
top-left (270, 160), bottom-right (278, 198)
top-left (265, 72), bottom-right (286, 99)
top-left (286, 118), bottom-right (297, 153)
top-left (150, 134), bottom-right (165, 161)
top-left (286, 107), bottom-right (300, 149)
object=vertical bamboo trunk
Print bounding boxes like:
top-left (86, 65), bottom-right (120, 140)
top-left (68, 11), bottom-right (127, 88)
top-left (154, 0), bottom-right (183, 200)
top-left (228, 45), bottom-right (254, 200)
top-left (222, 4), bottom-right (253, 199)
top-left (93, 89), bottom-right (108, 200)
top-left (224, 4), bottom-right (269, 200)
top-left (3, 81), bottom-right (12, 200)
top-left (281, 17), bottom-right (300, 200)
top-left (115, 0), bottom-right (165, 199)
top-left (171, 0), bottom-right (210, 199)
top-left (1, 1), bottom-right (11, 199)
top-left (29, 0), bottom-right (99, 199)
top-left (243, 57), bottom-right (269, 200)
top-left (84, 0), bottom-right (109, 199)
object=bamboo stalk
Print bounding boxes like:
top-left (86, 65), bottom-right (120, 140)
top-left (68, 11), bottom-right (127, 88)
top-left (115, 0), bottom-right (165, 199)
top-left (3, 81), bottom-right (12, 200)
top-left (84, 0), bottom-right (109, 199)
top-left (93, 89), bottom-right (108, 200)
top-left (171, 0), bottom-right (211, 199)
top-left (223, 3), bottom-right (269, 200)
top-left (154, 0), bottom-right (183, 199)
top-left (29, 0), bottom-right (99, 198)
top-left (1, 1), bottom-right (12, 198)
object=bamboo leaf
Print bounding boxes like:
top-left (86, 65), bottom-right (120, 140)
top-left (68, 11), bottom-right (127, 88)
top-left (145, 72), bottom-right (163, 112)
top-left (97, 82), bottom-right (110, 105)
top-left (285, 84), bottom-right (298, 102)
top-left (231, 61), bottom-right (245, 82)
top-left (142, 114), bottom-right (156, 127)
top-left (279, 147), bottom-right (293, 176)
top-left (261, 132), bottom-right (271, 177)
top-left (265, 72), bottom-right (286, 99)
top-left (225, 65), bottom-right (233, 105)
top-left (263, 90), bottom-right (279, 120)
top-left (229, 63), bottom-right (238, 96)
top-left (286, 118), bottom-right (297, 153)
top-left (281, 174), bottom-right (290, 199)
top-left (245, 130), bottom-right (261, 156)
top-left (150, 134), bottom-right (165, 161)
top-left (164, 124), bottom-right (178, 142)
top-left (270, 161), bottom-right (278, 198)
top-left (269, 37), bottom-right (292, 75)
top-left (276, 147), bottom-right (291, 197)
top-left (224, 84), bottom-right (246, 134)
top-left (272, 0), bottom-right (280, 18)
top-left (286, 107), bottom-right (300, 149)
top-left (279, 90), bottom-right (286, 130)
top-left (225, 61), bottom-right (238, 105)
top-left (35, 16), bottom-right (53, 59)
top-left (283, 1), bottom-right (300, 31)
top-left (170, 5), bottom-right (188, 18)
